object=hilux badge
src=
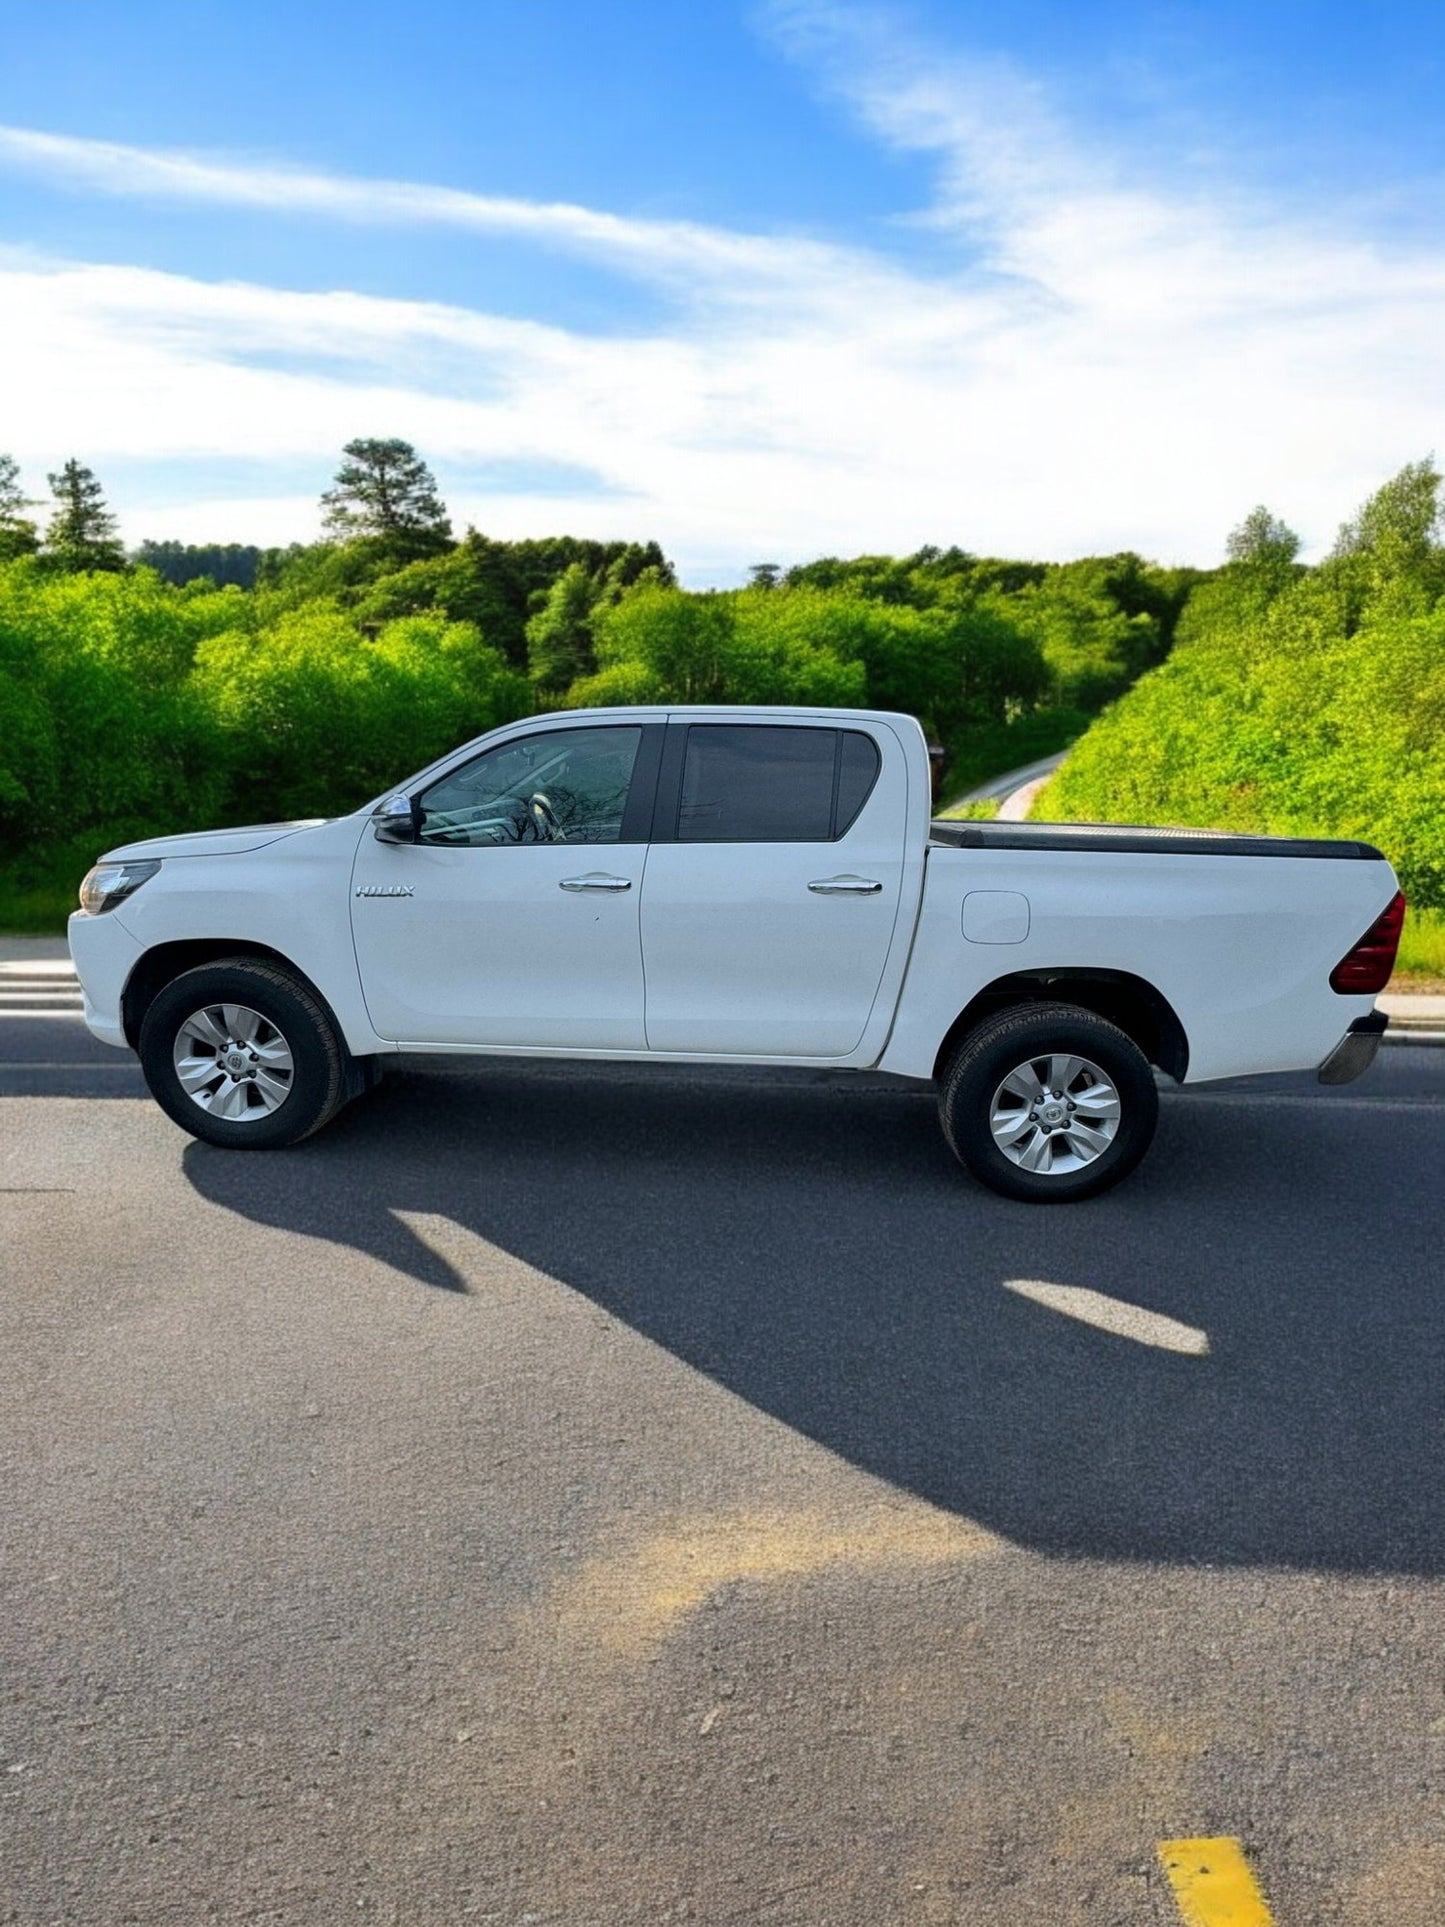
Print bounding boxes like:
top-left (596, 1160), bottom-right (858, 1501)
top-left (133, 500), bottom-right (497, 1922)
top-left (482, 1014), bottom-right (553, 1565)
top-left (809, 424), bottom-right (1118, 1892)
top-left (355, 884), bottom-right (415, 898)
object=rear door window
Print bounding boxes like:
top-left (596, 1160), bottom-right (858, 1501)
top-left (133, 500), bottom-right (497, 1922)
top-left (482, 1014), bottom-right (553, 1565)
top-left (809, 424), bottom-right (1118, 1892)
top-left (676, 725), bottom-right (880, 843)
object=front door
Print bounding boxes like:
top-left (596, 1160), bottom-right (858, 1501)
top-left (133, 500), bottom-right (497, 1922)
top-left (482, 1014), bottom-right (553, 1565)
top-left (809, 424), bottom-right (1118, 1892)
top-left (639, 721), bottom-right (909, 1056)
top-left (351, 722), bottom-right (659, 1049)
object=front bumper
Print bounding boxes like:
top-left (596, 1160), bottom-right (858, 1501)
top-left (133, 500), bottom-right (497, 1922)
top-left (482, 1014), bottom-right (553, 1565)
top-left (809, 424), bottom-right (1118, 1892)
top-left (1317, 1011), bottom-right (1389, 1085)
top-left (67, 909), bottom-right (145, 1050)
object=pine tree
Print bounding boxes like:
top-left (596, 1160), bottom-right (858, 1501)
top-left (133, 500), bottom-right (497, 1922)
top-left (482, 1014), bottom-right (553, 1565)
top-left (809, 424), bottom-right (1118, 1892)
top-left (0, 453), bottom-right (39, 562)
top-left (44, 459), bottom-right (126, 572)
top-left (320, 438), bottom-right (453, 561)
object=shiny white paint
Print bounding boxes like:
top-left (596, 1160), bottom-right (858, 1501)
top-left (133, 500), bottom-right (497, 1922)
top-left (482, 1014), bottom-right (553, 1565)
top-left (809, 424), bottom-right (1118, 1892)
top-left (69, 704), bottom-right (1397, 1087)
top-left (71, 814), bottom-right (393, 1058)
top-left (638, 714), bottom-right (913, 1056)
top-left (874, 844), bottom-right (1390, 1082)
top-left (351, 837), bottom-right (647, 1050)
top-left (68, 904), bottom-right (141, 1047)
top-left (103, 820), bottom-right (326, 860)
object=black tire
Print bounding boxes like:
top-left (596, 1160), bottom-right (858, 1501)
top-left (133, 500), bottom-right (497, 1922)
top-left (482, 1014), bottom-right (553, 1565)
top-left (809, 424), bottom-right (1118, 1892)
top-left (937, 1001), bottom-right (1158, 1202)
top-left (139, 958), bottom-right (350, 1150)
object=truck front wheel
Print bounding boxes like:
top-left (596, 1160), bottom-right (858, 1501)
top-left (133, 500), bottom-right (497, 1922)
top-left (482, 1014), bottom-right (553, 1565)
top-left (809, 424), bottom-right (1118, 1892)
top-left (138, 958), bottom-right (351, 1149)
top-left (938, 1001), bottom-right (1158, 1202)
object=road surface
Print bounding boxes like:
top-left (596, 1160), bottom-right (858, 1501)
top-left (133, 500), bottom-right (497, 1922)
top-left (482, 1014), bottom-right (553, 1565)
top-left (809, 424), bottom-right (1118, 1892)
top-left (2, 1021), bottom-right (1442, 1924)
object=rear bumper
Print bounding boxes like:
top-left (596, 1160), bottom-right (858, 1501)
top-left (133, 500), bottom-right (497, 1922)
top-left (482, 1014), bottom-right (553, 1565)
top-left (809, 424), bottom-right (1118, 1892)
top-left (1317, 1011), bottom-right (1388, 1085)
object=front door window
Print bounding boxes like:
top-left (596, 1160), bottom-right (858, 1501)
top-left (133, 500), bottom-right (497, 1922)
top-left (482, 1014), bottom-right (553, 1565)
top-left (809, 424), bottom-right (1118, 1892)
top-left (418, 726), bottom-right (643, 847)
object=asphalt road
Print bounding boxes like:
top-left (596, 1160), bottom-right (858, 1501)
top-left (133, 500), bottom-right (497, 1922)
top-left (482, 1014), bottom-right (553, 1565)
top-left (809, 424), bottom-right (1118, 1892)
top-left (2, 1022), bottom-right (1442, 1925)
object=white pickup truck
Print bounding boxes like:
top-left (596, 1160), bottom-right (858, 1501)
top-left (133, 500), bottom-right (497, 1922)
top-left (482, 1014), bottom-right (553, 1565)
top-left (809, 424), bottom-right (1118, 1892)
top-left (68, 705), bottom-right (1403, 1201)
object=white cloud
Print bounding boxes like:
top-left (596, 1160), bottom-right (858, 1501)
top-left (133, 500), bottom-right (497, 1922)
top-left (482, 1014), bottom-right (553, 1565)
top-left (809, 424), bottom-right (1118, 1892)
top-left (2, 8), bottom-right (1444, 578)
top-left (0, 123), bottom-right (887, 316)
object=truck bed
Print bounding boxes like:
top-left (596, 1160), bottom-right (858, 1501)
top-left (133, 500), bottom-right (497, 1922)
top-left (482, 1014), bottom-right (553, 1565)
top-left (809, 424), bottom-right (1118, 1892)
top-left (930, 820), bottom-right (1385, 861)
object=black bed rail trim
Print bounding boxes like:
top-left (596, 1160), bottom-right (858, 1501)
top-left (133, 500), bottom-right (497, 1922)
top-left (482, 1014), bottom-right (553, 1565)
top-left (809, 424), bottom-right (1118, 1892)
top-left (930, 821), bottom-right (1386, 861)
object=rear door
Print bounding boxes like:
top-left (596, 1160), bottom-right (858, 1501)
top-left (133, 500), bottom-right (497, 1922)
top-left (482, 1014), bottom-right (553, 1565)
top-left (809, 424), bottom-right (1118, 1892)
top-left (639, 720), bottom-right (909, 1056)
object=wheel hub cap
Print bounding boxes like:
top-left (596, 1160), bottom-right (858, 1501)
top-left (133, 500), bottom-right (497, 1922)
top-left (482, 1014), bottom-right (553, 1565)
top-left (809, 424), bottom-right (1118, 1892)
top-left (173, 1003), bottom-right (295, 1122)
top-left (989, 1051), bottom-right (1122, 1175)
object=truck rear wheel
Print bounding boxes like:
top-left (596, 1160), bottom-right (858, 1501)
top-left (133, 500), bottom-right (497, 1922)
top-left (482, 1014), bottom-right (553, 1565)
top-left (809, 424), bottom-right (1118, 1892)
top-left (139, 959), bottom-right (350, 1149)
top-left (938, 1001), bottom-right (1158, 1202)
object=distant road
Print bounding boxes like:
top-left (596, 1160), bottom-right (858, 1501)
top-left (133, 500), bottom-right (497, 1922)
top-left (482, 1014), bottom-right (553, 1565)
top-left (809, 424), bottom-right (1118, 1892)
top-left (946, 748), bottom-right (1068, 808)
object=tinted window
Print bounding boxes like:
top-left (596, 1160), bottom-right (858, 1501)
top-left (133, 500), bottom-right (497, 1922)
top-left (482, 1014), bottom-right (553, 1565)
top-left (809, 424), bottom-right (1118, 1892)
top-left (677, 726), bottom-right (880, 843)
top-left (418, 726), bottom-right (642, 846)
top-left (836, 731), bottom-right (881, 834)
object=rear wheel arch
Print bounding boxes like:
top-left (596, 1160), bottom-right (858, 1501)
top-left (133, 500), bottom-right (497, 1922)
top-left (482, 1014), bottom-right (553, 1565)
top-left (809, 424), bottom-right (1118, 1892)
top-left (930, 968), bottom-right (1189, 1085)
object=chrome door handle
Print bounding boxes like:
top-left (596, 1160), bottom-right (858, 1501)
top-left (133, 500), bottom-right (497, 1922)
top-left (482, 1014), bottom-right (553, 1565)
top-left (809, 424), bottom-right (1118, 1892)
top-left (560, 873), bottom-right (632, 892)
top-left (808, 875), bottom-right (883, 894)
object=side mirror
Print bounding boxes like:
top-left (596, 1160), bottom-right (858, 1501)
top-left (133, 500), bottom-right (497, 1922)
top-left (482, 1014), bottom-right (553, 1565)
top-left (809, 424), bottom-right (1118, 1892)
top-left (371, 793), bottom-right (420, 844)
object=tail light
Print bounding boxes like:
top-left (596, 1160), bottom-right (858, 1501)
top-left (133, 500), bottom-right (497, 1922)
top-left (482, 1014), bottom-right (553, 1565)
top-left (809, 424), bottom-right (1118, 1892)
top-left (1330, 890), bottom-right (1406, 994)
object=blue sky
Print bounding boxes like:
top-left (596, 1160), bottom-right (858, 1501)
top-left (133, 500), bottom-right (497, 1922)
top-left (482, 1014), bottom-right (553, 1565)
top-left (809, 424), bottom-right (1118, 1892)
top-left (2, 1), bottom-right (1443, 579)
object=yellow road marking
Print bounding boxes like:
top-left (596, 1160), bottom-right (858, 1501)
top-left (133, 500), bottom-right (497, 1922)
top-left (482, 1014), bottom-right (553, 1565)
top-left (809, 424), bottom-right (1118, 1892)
top-left (1159, 1838), bottom-right (1276, 1925)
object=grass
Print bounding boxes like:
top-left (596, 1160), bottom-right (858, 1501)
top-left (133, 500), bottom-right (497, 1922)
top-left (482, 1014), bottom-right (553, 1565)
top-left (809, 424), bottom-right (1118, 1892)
top-left (935, 797), bottom-right (1000, 822)
top-left (1394, 905), bottom-right (1445, 991)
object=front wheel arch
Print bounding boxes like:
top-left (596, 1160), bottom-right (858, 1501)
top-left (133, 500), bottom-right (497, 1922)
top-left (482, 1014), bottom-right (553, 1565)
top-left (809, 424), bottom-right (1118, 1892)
top-left (122, 939), bottom-right (347, 1054)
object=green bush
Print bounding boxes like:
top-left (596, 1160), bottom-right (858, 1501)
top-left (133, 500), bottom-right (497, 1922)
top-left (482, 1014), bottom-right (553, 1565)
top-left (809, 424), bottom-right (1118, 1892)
top-left (192, 609), bottom-right (529, 821)
top-left (0, 562), bottom-right (239, 846)
top-left (1396, 906), bottom-right (1445, 980)
top-left (1034, 463), bottom-right (1445, 907)
top-left (570, 584), bottom-right (867, 709)
top-left (0, 563), bottom-right (531, 928)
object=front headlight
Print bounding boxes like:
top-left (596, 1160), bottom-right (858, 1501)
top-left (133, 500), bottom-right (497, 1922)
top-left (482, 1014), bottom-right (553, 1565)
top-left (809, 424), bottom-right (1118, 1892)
top-left (78, 859), bottom-right (161, 916)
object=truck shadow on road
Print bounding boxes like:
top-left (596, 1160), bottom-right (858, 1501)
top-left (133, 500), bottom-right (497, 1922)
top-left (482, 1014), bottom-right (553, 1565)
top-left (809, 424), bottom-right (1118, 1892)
top-left (183, 1060), bottom-right (1442, 1577)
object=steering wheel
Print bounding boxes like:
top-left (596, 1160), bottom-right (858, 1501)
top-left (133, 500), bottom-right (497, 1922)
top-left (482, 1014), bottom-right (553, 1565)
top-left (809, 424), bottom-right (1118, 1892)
top-left (528, 792), bottom-right (566, 842)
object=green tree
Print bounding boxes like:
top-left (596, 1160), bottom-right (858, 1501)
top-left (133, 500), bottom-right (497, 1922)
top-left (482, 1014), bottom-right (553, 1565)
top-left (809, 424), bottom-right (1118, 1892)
top-left (43, 460), bottom-right (126, 573)
top-left (1169, 513), bottom-right (1299, 653)
top-left (1003, 568), bottom-right (1157, 711)
top-left (1332, 459), bottom-right (1441, 566)
top-left (320, 438), bottom-right (453, 562)
top-left (526, 561), bottom-right (598, 694)
top-left (573, 583), bottom-right (865, 709)
top-left (347, 531), bottom-right (675, 667)
top-left (0, 560), bottom-right (240, 853)
top-left (132, 540), bottom-right (262, 589)
top-left (1226, 505), bottom-right (1301, 571)
top-left (0, 454), bottom-right (38, 561)
top-left (1328, 457), bottom-right (1444, 623)
top-left (1032, 466), bottom-right (1445, 905)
